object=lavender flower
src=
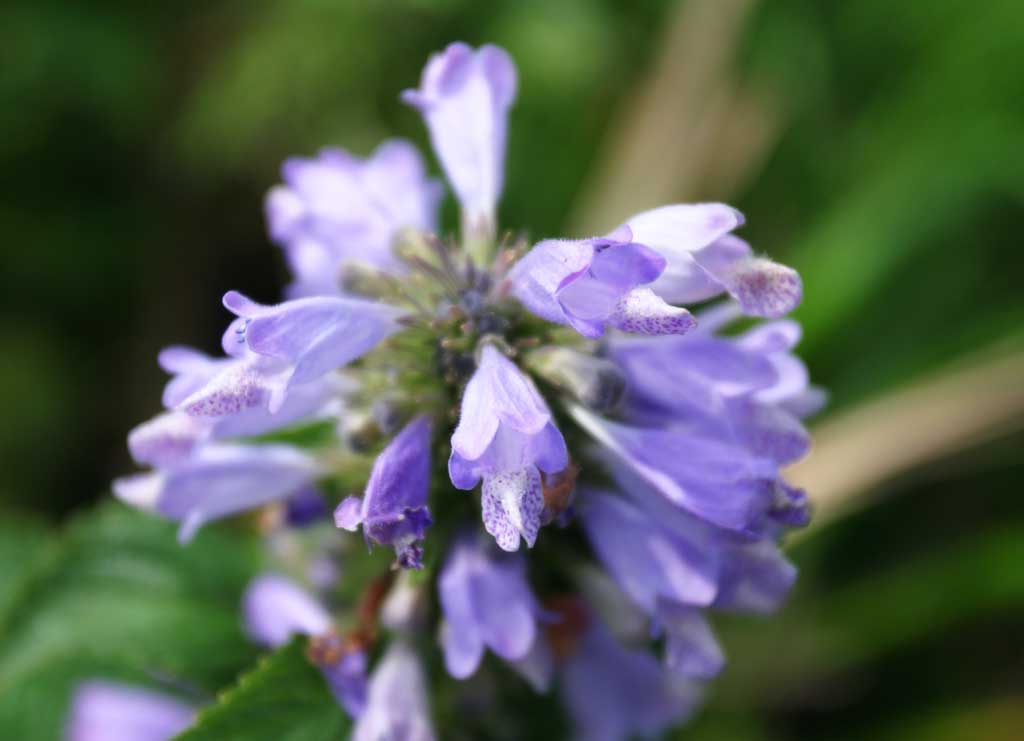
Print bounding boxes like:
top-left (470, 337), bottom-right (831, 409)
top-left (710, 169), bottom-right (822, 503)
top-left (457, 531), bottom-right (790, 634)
top-left (509, 226), bottom-right (695, 338)
top-left (266, 140), bottom-right (443, 296)
top-left (438, 533), bottom-right (546, 678)
top-left (579, 488), bottom-right (718, 612)
top-left (448, 345), bottom-right (568, 551)
top-left (113, 443), bottom-right (320, 543)
top-left (571, 403), bottom-right (778, 533)
top-left (352, 641), bottom-right (436, 741)
top-left (402, 43), bottom-right (516, 239)
top-left (335, 415), bottom-right (433, 569)
top-left (111, 40), bottom-right (818, 740)
top-left (64, 681), bottom-right (194, 741)
top-left (221, 291), bottom-right (402, 404)
top-left (625, 204), bottom-right (802, 318)
top-left (243, 573), bottom-right (333, 645)
top-left (128, 373), bottom-right (345, 467)
top-left (243, 574), bottom-right (367, 717)
top-left (560, 617), bottom-right (699, 741)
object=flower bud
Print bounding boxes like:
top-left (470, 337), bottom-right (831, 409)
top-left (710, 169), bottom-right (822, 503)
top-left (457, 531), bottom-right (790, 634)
top-left (523, 346), bottom-right (626, 413)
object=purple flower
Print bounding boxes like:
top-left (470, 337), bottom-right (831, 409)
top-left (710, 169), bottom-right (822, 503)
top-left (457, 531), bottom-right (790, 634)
top-left (654, 602), bottom-right (725, 680)
top-left (129, 373), bottom-right (345, 468)
top-left (157, 345), bottom-right (233, 409)
top-left (713, 538), bottom-right (797, 614)
top-left (266, 140), bottom-right (443, 296)
top-left (402, 43), bottom-right (516, 237)
top-left (608, 315), bottom-right (817, 530)
top-left (509, 226), bottom-right (695, 338)
top-left (113, 443), bottom-right (320, 543)
top-left (579, 489), bottom-right (718, 612)
top-left (560, 617), bottom-right (699, 741)
top-left (242, 574), bottom-right (367, 717)
top-left (284, 486), bottom-right (331, 527)
top-left (243, 573), bottom-right (333, 647)
top-left (162, 338), bottom-right (292, 420)
top-left (127, 411), bottom-right (208, 468)
top-left (448, 345), bottom-right (568, 551)
top-left (438, 534), bottom-right (546, 679)
top-left (594, 459), bottom-right (795, 674)
top-left (335, 416), bottom-right (433, 569)
top-left (353, 641), bottom-right (436, 741)
top-left (623, 204), bottom-right (802, 318)
top-left (64, 681), bottom-right (194, 741)
top-left (570, 404), bottom-right (776, 533)
top-left (579, 488), bottom-right (727, 679)
top-left (221, 291), bottom-right (402, 408)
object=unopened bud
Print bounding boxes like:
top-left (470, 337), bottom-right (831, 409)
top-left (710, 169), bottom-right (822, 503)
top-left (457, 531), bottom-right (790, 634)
top-left (524, 347), bottom-right (626, 413)
top-left (340, 263), bottom-right (400, 299)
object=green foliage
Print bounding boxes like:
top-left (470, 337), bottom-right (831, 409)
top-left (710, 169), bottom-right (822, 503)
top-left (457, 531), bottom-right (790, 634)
top-left (1, 0), bottom-right (1023, 739)
top-left (175, 640), bottom-right (348, 741)
top-left (0, 504), bottom-right (265, 739)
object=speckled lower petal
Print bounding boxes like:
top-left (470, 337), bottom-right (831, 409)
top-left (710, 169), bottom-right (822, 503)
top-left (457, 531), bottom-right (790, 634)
top-left (610, 287), bottom-right (696, 336)
top-left (481, 467), bottom-right (543, 551)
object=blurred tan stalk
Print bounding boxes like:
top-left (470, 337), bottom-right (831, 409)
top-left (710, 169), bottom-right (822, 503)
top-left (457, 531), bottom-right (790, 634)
top-left (570, 0), bottom-right (1024, 537)
top-left (789, 350), bottom-right (1024, 535)
top-left (567, 0), bottom-right (779, 234)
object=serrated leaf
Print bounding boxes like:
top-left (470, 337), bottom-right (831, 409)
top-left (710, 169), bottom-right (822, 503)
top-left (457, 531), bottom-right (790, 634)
top-left (0, 501), bottom-right (266, 737)
top-left (0, 652), bottom-right (188, 741)
top-left (0, 514), bottom-right (50, 618)
top-left (174, 639), bottom-right (348, 741)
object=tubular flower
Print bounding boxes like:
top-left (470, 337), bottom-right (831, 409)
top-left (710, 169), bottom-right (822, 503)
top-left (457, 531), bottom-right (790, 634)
top-left (64, 681), bottom-right (195, 741)
top-left (243, 574), bottom-right (368, 718)
top-left (108, 41), bottom-right (818, 740)
top-left (438, 533), bottom-right (548, 678)
top-left (266, 140), bottom-right (443, 296)
top-left (448, 344), bottom-right (568, 551)
top-left (335, 415), bottom-right (434, 568)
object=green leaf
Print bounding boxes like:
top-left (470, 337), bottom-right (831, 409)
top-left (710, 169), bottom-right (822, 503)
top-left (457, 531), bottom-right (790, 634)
top-left (710, 523), bottom-right (1024, 707)
top-left (0, 502), bottom-right (267, 740)
top-left (174, 639), bottom-right (348, 741)
top-left (0, 652), bottom-right (181, 741)
top-left (0, 513), bottom-right (50, 618)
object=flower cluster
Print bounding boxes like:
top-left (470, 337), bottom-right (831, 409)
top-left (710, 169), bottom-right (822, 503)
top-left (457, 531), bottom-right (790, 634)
top-left (78, 42), bottom-right (819, 741)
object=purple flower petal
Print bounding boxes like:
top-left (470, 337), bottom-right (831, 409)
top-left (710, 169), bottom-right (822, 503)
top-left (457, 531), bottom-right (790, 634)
top-left (208, 373), bottom-right (347, 440)
top-left (714, 539), bottom-right (797, 614)
top-left (320, 649), bottom-right (368, 719)
top-left (481, 467), bottom-right (543, 552)
top-left (177, 356), bottom-right (288, 417)
top-left (623, 203), bottom-right (744, 302)
top-left (510, 236), bottom-right (689, 338)
top-left (266, 140), bottom-right (442, 295)
top-left (579, 489), bottom-right (719, 611)
top-left (507, 239), bottom-right (595, 325)
top-left (695, 253), bottom-right (803, 318)
top-left (223, 291), bottom-right (402, 394)
top-left (451, 346), bottom-right (553, 458)
top-left (157, 346), bottom-right (232, 409)
top-left (609, 287), bottom-right (696, 336)
top-left (571, 405), bottom-right (775, 533)
top-left (127, 411), bottom-right (208, 468)
top-left (242, 573), bottom-right (333, 648)
top-left (335, 416), bottom-right (433, 568)
top-left (655, 601), bottom-right (725, 680)
top-left (402, 43), bottom-right (516, 236)
top-left (353, 641), bottom-right (436, 741)
top-left (560, 618), bottom-right (699, 741)
top-left (65, 681), bottom-right (194, 741)
top-left (147, 443), bottom-right (320, 543)
top-left (439, 535), bottom-right (542, 678)
top-left (449, 347), bottom-right (567, 507)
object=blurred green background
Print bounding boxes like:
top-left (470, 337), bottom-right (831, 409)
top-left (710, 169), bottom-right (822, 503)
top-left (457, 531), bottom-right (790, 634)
top-left (1, 0), bottom-right (1023, 739)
